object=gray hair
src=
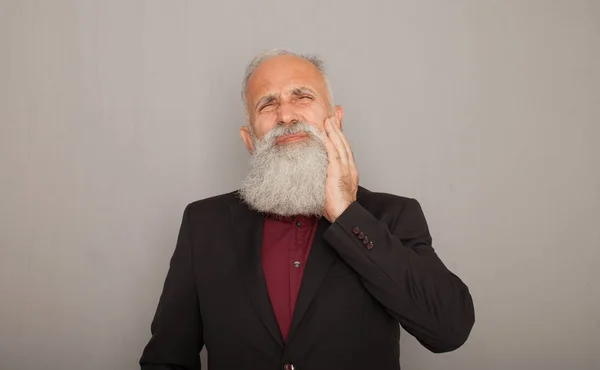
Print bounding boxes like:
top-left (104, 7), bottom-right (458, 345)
top-left (241, 49), bottom-right (334, 111)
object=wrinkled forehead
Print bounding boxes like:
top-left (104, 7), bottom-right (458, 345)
top-left (245, 55), bottom-right (329, 104)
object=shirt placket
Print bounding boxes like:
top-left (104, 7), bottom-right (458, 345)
top-left (289, 218), bottom-right (307, 316)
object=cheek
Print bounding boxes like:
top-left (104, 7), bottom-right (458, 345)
top-left (302, 108), bottom-right (328, 131)
top-left (253, 116), bottom-right (278, 138)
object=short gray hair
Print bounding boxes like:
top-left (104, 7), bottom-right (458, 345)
top-left (241, 49), bottom-right (334, 110)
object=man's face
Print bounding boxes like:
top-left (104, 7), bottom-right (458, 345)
top-left (237, 54), bottom-right (343, 216)
top-left (240, 55), bottom-right (342, 151)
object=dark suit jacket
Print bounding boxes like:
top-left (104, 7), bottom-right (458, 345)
top-left (139, 186), bottom-right (475, 370)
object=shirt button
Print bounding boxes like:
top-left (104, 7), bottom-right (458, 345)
top-left (293, 261), bottom-right (301, 268)
top-left (296, 221), bottom-right (302, 227)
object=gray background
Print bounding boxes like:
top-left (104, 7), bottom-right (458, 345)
top-left (1, 1), bottom-right (599, 369)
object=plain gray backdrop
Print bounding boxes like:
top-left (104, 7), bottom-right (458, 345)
top-left (1, 1), bottom-right (599, 369)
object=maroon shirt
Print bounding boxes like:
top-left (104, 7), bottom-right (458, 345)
top-left (261, 214), bottom-right (319, 341)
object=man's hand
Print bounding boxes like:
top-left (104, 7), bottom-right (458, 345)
top-left (322, 117), bottom-right (359, 223)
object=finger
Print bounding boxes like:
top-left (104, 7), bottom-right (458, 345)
top-left (325, 118), bottom-right (349, 166)
top-left (329, 118), bottom-right (359, 181)
top-left (331, 117), bottom-right (354, 163)
top-left (322, 119), bottom-right (341, 163)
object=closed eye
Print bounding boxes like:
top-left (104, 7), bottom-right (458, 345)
top-left (290, 87), bottom-right (316, 102)
top-left (258, 100), bottom-right (278, 112)
top-left (255, 95), bottom-right (278, 113)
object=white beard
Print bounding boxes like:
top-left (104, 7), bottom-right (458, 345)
top-left (239, 122), bottom-right (328, 217)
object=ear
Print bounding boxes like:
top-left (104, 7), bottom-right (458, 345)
top-left (240, 126), bottom-right (254, 154)
top-left (334, 105), bottom-right (344, 130)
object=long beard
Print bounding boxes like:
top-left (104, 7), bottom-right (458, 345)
top-left (239, 122), bottom-right (328, 217)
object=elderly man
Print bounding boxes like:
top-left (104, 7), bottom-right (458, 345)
top-left (139, 49), bottom-right (474, 370)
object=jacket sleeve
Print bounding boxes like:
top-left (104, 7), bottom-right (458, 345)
top-left (322, 198), bottom-right (475, 353)
top-left (140, 205), bottom-right (203, 369)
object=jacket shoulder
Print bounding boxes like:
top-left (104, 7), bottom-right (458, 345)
top-left (185, 190), bottom-right (242, 217)
top-left (357, 186), bottom-right (428, 227)
top-left (357, 186), bottom-right (416, 210)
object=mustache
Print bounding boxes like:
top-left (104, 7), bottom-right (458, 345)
top-left (260, 122), bottom-right (323, 144)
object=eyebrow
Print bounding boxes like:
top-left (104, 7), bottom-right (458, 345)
top-left (290, 86), bottom-right (316, 97)
top-left (254, 94), bottom-right (278, 111)
top-left (254, 86), bottom-right (317, 111)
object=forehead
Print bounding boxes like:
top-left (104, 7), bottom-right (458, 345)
top-left (246, 55), bottom-right (328, 101)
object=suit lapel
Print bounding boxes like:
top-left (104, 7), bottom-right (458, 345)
top-left (286, 216), bottom-right (336, 342)
top-left (230, 198), bottom-right (285, 348)
top-left (229, 187), bottom-right (367, 347)
top-left (287, 188), bottom-right (367, 341)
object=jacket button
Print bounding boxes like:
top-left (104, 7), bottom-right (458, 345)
top-left (362, 236), bottom-right (370, 244)
top-left (366, 241), bottom-right (374, 250)
top-left (352, 227), bottom-right (360, 235)
top-left (357, 232), bottom-right (365, 240)
top-left (283, 364), bottom-right (296, 370)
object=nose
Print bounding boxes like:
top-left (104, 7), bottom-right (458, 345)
top-left (276, 101), bottom-right (299, 126)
